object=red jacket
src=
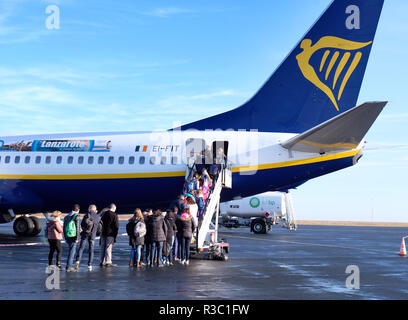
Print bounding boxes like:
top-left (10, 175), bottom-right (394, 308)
top-left (46, 219), bottom-right (63, 240)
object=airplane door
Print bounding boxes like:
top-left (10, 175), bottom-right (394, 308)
top-left (185, 138), bottom-right (206, 179)
top-left (212, 141), bottom-right (232, 189)
top-left (212, 141), bottom-right (228, 164)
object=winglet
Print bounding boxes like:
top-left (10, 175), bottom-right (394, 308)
top-left (280, 101), bottom-right (387, 153)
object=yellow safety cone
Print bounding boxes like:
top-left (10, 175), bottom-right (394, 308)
top-left (399, 237), bottom-right (407, 256)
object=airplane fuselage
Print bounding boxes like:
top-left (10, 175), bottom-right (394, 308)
top-left (0, 130), bottom-right (362, 220)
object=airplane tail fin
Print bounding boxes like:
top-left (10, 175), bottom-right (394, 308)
top-left (180, 0), bottom-right (384, 133)
top-left (280, 101), bottom-right (387, 153)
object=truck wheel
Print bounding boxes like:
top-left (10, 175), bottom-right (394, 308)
top-left (29, 216), bottom-right (42, 236)
top-left (251, 218), bottom-right (266, 234)
top-left (13, 216), bottom-right (35, 236)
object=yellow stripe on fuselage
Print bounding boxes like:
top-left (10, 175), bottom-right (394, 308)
top-left (232, 149), bottom-right (359, 173)
top-left (0, 149), bottom-right (359, 180)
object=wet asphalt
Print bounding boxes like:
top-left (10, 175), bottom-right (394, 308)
top-left (1, 220), bottom-right (408, 300)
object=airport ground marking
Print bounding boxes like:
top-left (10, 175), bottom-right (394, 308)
top-left (220, 233), bottom-right (395, 255)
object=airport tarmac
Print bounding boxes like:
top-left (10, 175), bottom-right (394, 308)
top-left (1, 221), bottom-right (408, 300)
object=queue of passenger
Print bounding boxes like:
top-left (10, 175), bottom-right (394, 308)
top-left (44, 172), bottom-right (210, 271)
top-left (44, 148), bottom-right (226, 271)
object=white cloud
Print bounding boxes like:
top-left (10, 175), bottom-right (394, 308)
top-left (158, 89), bottom-right (242, 108)
top-left (143, 7), bottom-right (195, 18)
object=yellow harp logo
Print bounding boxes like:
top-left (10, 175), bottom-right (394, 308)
top-left (296, 36), bottom-right (372, 111)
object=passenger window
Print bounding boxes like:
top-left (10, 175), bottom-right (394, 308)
top-left (35, 156), bottom-right (41, 164)
top-left (118, 156), bottom-right (124, 165)
top-left (160, 157), bottom-right (167, 165)
top-left (24, 156), bottom-right (30, 164)
top-left (108, 156), bottom-right (114, 165)
top-left (88, 156), bottom-right (94, 165)
top-left (5, 156), bottom-right (10, 164)
top-left (15, 156), bottom-right (20, 164)
top-left (56, 156), bottom-right (62, 164)
top-left (78, 156), bottom-right (84, 164)
top-left (98, 156), bottom-right (104, 165)
top-left (149, 156), bottom-right (156, 165)
top-left (129, 156), bottom-right (135, 165)
top-left (46, 156), bottom-right (51, 164)
top-left (67, 156), bottom-right (73, 164)
top-left (139, 156), bottom-right (145, 165)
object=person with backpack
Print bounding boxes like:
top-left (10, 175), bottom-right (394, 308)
top-left (74, 204), bottom-right (101, 271)
top-left (63, 204), bottom-right (81, 272)
top-left (45, 210), bottom-right (63, 268)
top-left (99, 203), bottom-right (119, 267)
top-left (184, 177), bottom-right (195, 194)
top-left (175, 208), bottom-right (197, 265)
top-left (196, 190), bottom-right (205, 228)
top-left (126, 208), bottom-right (146, 268)
top-left (163, 209), bottom-right (177, 266)
top-left (149, 209), bottom-right (167, 267)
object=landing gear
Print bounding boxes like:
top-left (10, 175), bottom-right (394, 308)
top-left (29, 216), bottom-right (42, 236)
top-left (12, 215), bottom-right (42, 236)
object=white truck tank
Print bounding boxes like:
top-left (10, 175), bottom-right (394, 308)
top-left (220, 192), bottom-right (284, 218)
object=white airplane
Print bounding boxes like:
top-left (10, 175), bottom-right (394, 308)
top-left (0, 0), bottom-right (386, 236)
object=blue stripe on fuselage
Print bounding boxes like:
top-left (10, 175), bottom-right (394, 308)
top-left (0, 155), bottom-right (355, 217)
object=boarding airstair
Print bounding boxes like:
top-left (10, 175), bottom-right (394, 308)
top-left (183, 162), bottom-right (231, 260)
top-left (280, 192), bottom-right (297, 230)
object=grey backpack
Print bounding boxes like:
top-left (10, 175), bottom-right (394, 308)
top-left (134, 220), bottom-right (146, 238)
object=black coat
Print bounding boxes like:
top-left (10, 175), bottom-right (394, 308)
top-left (176, 215), bottom-right (197, 239)
top-left (169, 199), bottom-right (186, 214)
top-left (148, 214), bottom-right (167, 242)
top-left (164, 217), bottom-right (177, 243)
top-left (101, 210), bottom-right (119, 239)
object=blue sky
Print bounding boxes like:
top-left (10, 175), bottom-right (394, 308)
top-left (0, 0), bottom-right (406, 221)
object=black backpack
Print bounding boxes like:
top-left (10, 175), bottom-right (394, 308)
top-left (96, 220), bottom-right (103, 237)
top-left (81, 213), bottom-right (94, 235)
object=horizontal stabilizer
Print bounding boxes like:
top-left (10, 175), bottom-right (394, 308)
top-left (280, 101), bottom-right (387, 153)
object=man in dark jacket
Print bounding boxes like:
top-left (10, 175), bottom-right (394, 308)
top-left (74, 204), bottom-right (101, 271)
top-left (163, 210), bottom-right (177, 265)
top-left (63, 204), bottom-right (81, 272)
top-left (169, 195), bottom-right (186, 216)
top-left (99, 203), bottom-right (119, 267)
top-left (143, 209), bottom-right (153, 265)
top-left (148, 210), bottom-right (167, 267)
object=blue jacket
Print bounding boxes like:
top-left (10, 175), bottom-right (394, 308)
top-left (185, 180), bottom-right (194, 193)
top-left (196, 196), bottom-right (205, 211)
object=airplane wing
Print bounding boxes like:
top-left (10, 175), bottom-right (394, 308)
top-left (280, 101), bottom-right (387, 153)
